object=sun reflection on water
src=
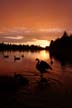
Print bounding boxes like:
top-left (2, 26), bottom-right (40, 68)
top-left (38, 50), bottom-right (50, 60)
top-left (23, 50), bottom-right (50, 61)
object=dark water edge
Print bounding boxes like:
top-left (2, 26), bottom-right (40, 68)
top-left (0, 75), bottom-right (72, 108)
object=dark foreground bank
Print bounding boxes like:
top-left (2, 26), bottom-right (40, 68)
top-left (0, 75), bottom-right (72, 108)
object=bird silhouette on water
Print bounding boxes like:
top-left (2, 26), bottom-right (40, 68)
top-left (36, 58), bottom-right (52, 78)
top-left (14, 56), bottom-right (20, 62)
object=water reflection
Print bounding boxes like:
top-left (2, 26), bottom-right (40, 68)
top-left (37, 50), bottom-right (50, 60)
top-left (24, 50), bottom-right (50, 61)
top-left (0, 50), bottom-right (50, 75)
top-left (0, 50), bottom-right (72, 91)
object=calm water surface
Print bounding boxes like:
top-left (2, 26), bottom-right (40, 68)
top-left (0, 50), bottom-right (72, 90)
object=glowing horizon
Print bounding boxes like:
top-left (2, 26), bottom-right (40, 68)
top-left (0, 0), bottom-right (72, 47)
top-left (4, 39), bottom-right (50, 48)
top-left (23, 39), bottom-right (50, 48)
top-left (0, 27), bottom-right (66, 47)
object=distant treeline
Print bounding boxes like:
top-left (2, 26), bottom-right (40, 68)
top-left (0, 43), bottom-right (45, 52)
top-left (49, 31), bottom-right (72, 64)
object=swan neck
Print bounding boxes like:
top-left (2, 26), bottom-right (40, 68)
top-left (37, 59), bottom-right (40, 64)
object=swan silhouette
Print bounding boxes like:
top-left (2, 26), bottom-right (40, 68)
top-left (3, 55), bottom-right (9, 58)
top-left (36, 58), bottom-right (52, 78)
top-left (14, 56), bottom-right (20, 61)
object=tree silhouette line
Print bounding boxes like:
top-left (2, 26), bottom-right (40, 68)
top-left (0, 43), bottom-right (44, 52)
top-left (49, 31), bottom-right (72, 64)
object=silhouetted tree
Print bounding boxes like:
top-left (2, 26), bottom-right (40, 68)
top-left (49, 31), bottom-right (72, 64)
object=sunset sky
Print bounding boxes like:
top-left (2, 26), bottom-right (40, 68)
top-left (0, 0), bottom-right (72, 47)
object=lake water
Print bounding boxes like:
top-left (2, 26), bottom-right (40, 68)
top-left (0, 50), bottom-right (72, 91)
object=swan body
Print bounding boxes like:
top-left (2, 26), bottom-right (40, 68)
top-left (14, 56), bottom-right (20, 61)
top-left (36, 58), bottom-right (52, 75)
